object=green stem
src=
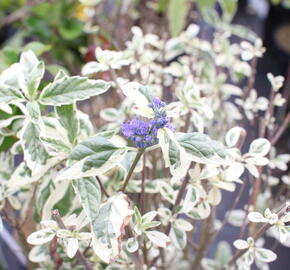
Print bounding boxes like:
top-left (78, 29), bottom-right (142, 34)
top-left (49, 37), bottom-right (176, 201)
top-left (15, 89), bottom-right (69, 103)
top-left (120, 149), bottom-right (144, 192)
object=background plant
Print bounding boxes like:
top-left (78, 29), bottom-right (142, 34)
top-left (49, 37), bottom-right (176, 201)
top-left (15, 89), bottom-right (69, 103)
top-left (0, 1), bottom-right (290, 270)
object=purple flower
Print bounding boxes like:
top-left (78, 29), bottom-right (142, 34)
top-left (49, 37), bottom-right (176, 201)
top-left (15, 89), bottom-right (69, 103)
top-left (121, 97), bottom-right (173, 148)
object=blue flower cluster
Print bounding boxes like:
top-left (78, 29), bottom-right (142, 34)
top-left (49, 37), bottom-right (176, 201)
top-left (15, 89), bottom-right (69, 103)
top-left (121, 97), bottom-right (173, 148)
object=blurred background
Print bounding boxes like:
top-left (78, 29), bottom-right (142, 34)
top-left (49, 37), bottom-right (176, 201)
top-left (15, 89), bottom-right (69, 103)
top-left (0, 0), bottom-right (289, 269)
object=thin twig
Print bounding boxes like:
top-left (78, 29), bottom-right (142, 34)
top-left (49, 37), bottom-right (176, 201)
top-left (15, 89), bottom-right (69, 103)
top-left (21, 184), bottom-right (38, 226)
top-left (190, 210), bottom-right (215, 270)
top-left (243, 57), bottom-right (258, 99)
top-left (109, 67), bottom-right (123, 93)
top-left (213, 180), bottom-right (246, 239)
top-left (95, 176), bottom-right (110, 198)
top-left (165, 174), bottom-right (190, 235)
top-left (270, 110), bottom-right (290, 145)
top-left (140, 153), bottom-right (146, 215)
top-left (224, 203), bottom-right (290, 269)
top-left (52, 210), bottom-right (93, 270)
top-left (120, 149), bottom-right (144, 192)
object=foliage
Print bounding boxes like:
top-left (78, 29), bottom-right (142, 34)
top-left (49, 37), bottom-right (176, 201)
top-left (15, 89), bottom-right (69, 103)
top-left (0, 1), bottom-right (290, 270)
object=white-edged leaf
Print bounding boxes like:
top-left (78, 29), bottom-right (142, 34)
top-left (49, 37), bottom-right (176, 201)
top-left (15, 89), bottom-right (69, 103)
top-left (278, 225), bottom-right (289, 243)
top-left (170, 226), bottom-right (187, 250)
top-left (227, 209), bottom-right (246, 227)
top-left (174, 219), bottom-right (193, 231)
top-left (225, 127), bottom-right (243, 147)
top-left (245, 163), bottom-right (259, 178)
top-left (67, 238), bottom-right (79, 258)
top-left (142, 211), bottom-right (158, 224)
top-left (82, 61), bottom-right (106, 75)
top-left (57, 229), bottom-right (72, 239)
top-left (92, 194), bottom-right (133, 263)
top-left (248, 212), bottom-right (267, 223)
top-left (8, 157), bottom-right (62, 189)
top-left (39, 76), bottom-right (110, 105)
top-left (27, 229), bottom-right (55, 245)
top-left (225, 163), bottom-right (244, 180)
top-left (26, 101), bottom-right (41, 123)
top-left (56, 149), bottom-right (126, 180)
top-left (70, 135), bottom-right (121, 172)
top-left (281, 213), bottom-right (290, 223)
top-left (233, 239), bottom-right (249, 250)
top-left (121, 82), bottom-right (154, 118)
top-left (0, 115), bottom-right (24, 129)
top-left (158, 181), bottom-right (177, 204)
top-left (248, 138), bottom-right (271, 157)
top-left (40, 137), bottom-right (71, 154)
top-left (0, 83), bottom-right (24, 103)
top-left (56, 104), bottom-right (79, 145)
top-left (255, 248), bottom-right (277, 263)
top-left (208, 187), bottom-right (221, 206)
top-left (215, 241), bottom-right (232, 267)
top-left (126, 237), bottom-right (139, 253)
top-left (0, 103), bottom-right (12, 114)
top-left (182, 186), bottom-right (198, 213)
top-left (77, 232), bottom-right (92, 241)
top-left (245, 156), bottom-right (269, 166)
top-left (74, 177), bottom-right (101, 226)
top-left (0, 63), bottom-right (20, 88)
top-left (145, 230), bottom-right (170, 248)
top-left (19, 120), bottom-right (49, 175)
top-left (158, 128), bottom-right (190, 177)
top-left (176, 132), bottom-right (228, 165)
top-left (28, 245), bottom-right (49, 263)
top-left (17, 50), bottom-right (44, 98)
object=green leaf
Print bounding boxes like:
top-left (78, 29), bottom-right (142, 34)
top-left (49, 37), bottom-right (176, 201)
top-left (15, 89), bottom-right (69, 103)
top-left (219, 0), bottom-right (238, 22)
top-left (0, 83), bottom-right (24, 103)
top-left (59, 18), bottom-right (83, 40)
top-left (196, 0), bottom-right (215, 9)
top-left (56, 104), bottom-right (79, 145)
top-left (168, 0), bottom-right (188, 36)
top-left (92, 194), bottom-right (133, 263)
top-left (23, 41), bottom-right (51, 56)
top-left (74, 177), bottom-right (101, 224)
top-left (199, 7), bottom-right (221, 26)
top-left (158, 0), bottom-right (170, 13)
top-left (0, 47), bottom-right (19, 69)
top-left (39, 76), bottom-right (111, 105)
top-left (70, 135), bottom-right (120, 172)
